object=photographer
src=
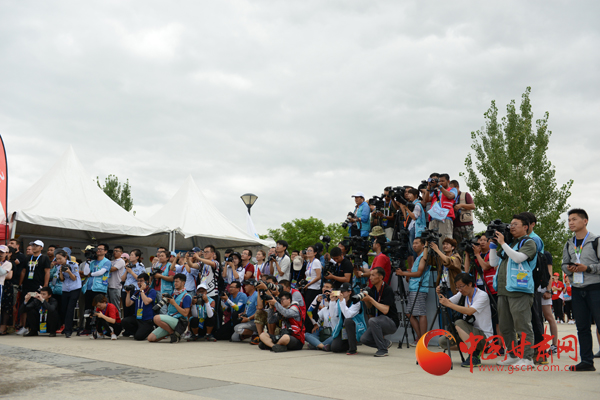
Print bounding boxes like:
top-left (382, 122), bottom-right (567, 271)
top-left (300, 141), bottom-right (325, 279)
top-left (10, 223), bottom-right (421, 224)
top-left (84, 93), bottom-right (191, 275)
top-left (188, 283), bottom-right (217, 341)
top-left (431, 238), bottom-right (462, 296)
top-left (91, 294), bottom-right (122, 340)
top-left (380, 188), bottom-right (398, 239)
top-left (357, 267), bottom-right (399, 357)
top-left (121, 273), bottom-right (157, 341)
top-left (330, 283), bottom-right (366, 354)
top-left (224, 252), bottom-right (244, 285)
top-left (397, 237), bottom-right (431, 346)
top-left (348, 192), bottom-right (371, 237)
top-left (271, 240), bottom-right (291, 282)
top-left (464, 235), bottom-right (493, 291)
top-left (120, 249), bottom-right (146, 324)
top-left (148, 273), bottom-right (192, 343)
top-left (150, 250), bottom-right (175, 298)
top-left (300, 246), bottom-right (322, 332)
top-left (231, 280), bottom-right (258, 342)
top-left (489, 214), bottom-right (537, 367)
top-left (216, 281), bottom-right (247, 340)
top-left (254, 276), bottom-right (281, 339)
top-left (240, 250), bottom-right (255, 280)
top-left (437, 273), bottom-right (493, 368)
top-left (401, 188), bottom-right (427, 268)
top-left (450, 181), bottom-right (475, 243)
top-left (254, 250), bottom-right (272, 279)
top-left (56, 249), bottom-right (81, 338)
top-left (422, 173), bottom-right (457, 243)
top-left (359, 230), bottom-right (391, 286)
top-left (23, 287), bottom-right (59, 336)
top-left (323, 247), bottom-right (352, 289)
top-left (0, 246), bottom-right (13, 335)
top-left (82, 243), bottom-right (111, 333)
top-left (175, 252), bottom-right (199, 295)
top-left (305, 283), bottom-right (339, 351)
top-left (18, 240), bottom-right (51, 335)
top-left (258, 292), bottom-right (305, 352)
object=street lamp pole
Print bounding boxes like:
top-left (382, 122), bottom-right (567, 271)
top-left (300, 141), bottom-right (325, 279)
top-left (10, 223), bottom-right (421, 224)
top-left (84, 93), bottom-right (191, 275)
top-left (240, 193), bottom-right (258, 215)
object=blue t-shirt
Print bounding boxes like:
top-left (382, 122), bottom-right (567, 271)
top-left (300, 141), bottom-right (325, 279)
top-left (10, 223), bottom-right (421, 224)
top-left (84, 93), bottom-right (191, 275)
top-left (409, 253), bottom-right (431, 293)
top-left (245, 291), bottom-right (258, 318)
top-left (226, 292), bottom-right (247, 314)
top-left (529, 231), bottom-right (545, 253)
top-left (131, 288), bottom-right (157, 321)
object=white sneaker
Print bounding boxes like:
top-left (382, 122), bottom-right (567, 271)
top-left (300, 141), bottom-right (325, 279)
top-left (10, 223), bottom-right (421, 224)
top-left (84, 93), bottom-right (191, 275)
top-left (514, 358), bottom-right (534, 368)
top-left (497, 356), bottom-right (520, 366)
top-left (568, 320), bottom-right (575, 324)
top-left (410, 340), bottom-right (419, 347)
top-left (182, 331), bottom-right (192, 340)
top-left (16, 327), bottom-right (28, 335)
top-left (111, 334), bottom-right (117, 340)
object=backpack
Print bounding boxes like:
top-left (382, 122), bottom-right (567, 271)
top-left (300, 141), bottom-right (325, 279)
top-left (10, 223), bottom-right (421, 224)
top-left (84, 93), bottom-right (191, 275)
top-left (532, 250), bottom-right (550, 290)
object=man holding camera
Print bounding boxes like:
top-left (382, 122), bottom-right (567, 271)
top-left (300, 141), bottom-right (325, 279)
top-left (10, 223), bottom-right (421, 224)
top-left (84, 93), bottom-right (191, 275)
top-left (489, 214), bottom-right (537, 367)
top-left (82, 244), bottom-right (111, 333)
top-left (450, 180), bottom-right (475, 243)
top-left (216, 281), bottom-right (247, 340)
top-left (188, 282), bottom-right (217, 341)
top-left (431, 238), bottom-right (462, 296)
top-left (17, 240), bottom-right (51, 335)
top-left (271, 240), bottom-right (291, 281)
top-left (380, 188), bottom-right (397, 240)
top-left (56, 249), bottom-right (81, 338)
top-left (121, 273), bottom-right (157, 341)
top-left (348, 192), bottom-right (371, 237)
top-left (360, 228), bottom-right (391, 286)
top-left (254, 276), bottom-right (282, 339)
top-left (323, 247), bottom-right (352, 289)
top-left (22, 287), bottom-right (59, 336)
top-left (174, 252), bottom-right (200, 295)
top-left (397, 237), bottom-right (431, 346)
top-left (148, 273), bottom-right (191, 343)
top-left (423, 174), bottom-right (457, 243)
top-left (356, 267), bottom-right (399, 357)
top-left (231, 280), bottom-right (258, 342)
top-left (259, 291), bottom-right (305, 352)
top-left (437, 273), bottom-right (493, 368)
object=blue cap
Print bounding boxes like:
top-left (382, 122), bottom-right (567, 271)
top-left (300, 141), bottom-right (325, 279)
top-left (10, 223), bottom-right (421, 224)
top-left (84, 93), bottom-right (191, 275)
top-left (192, 247), bottom-right (201, 253)
top-left (62, 247), bottom-right (72, 257)
top-left (170, 251), bottom-right (177, 257)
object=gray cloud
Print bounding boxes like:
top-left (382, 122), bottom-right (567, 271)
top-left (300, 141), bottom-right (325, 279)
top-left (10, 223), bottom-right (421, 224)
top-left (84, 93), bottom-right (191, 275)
top-left (1, 0), bottom-right (599, 237)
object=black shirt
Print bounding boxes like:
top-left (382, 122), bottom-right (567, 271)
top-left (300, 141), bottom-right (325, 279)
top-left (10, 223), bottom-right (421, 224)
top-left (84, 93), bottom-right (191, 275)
top-left (23, 254), bottom-right (51, 292)
top-left (367, 283), bottom-right (399, 327)
top-left (324, 258), bottom-right (354, 289)
top-left (10, 252), bottom-right (27, 285)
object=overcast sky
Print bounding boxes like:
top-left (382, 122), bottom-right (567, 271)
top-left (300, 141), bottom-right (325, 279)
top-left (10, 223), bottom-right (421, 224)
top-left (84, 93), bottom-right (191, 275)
top-left (2, 1), bottom-right (599, 237)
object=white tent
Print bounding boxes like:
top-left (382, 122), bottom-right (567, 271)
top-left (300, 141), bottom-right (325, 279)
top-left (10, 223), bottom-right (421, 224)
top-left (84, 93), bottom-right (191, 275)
top-left (146, 175), bottom-right (273, 250)
top-left (9, 146), bottom-right (168, 245)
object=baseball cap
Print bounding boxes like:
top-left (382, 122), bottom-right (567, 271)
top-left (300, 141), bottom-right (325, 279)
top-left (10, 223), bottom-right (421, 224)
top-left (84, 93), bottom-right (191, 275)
top-left (122, 253), bottom-right (130, 260)
top-left (192, 247), bottom-right (201, 253)
top-left (292, 256), bottom-right (303, 271)
top-left (369, 226), bottom-right (386, 237)
top-left (339, 283), bottom-right (352, 292)
top-left (0, 245), bottom-right (8, 253)
top-left (553, 272), bottom-right (560, 276)
top-left (351, 191), bottom-right (365, 198)
top-left (197, 282), bottom-right (209, 291)
top-left (62, 247), bottom-right (72, 258)
top-left (29, 240), bottom-right (44, 247)
top-left (170, 251), bottom-right (177, 257)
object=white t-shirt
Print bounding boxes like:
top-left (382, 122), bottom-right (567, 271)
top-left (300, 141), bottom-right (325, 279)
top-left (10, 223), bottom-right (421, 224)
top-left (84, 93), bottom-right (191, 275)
top-left (108, 258), bottom-right (126, 289)
top-left (449, 288), bottom-right (493, 338)
top-left (305, 258), bottom-right (322, 290)
top-left (276, 255), bottom-right (291, 282)
top-left (0, 260), bottom-right (12, 285)
top-left (408, 203), bottom-right (422, 231)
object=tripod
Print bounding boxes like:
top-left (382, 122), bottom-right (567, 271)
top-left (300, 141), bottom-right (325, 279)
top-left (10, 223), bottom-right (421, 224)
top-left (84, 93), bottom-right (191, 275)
top-left (392, 258), bottom-right (416, 349)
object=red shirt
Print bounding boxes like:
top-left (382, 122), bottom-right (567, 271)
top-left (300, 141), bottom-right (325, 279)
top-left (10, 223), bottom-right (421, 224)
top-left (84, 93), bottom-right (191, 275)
top-left (244, 263), bottom-right (255, 279)
top-left (369, 253), bottom-right (391, 288)
top-left (97, 303), bottom-right (121, 324)
top-left (483, 266), bottom-right (497, 295)
top-left (551, 281), bottom-right (564, 301)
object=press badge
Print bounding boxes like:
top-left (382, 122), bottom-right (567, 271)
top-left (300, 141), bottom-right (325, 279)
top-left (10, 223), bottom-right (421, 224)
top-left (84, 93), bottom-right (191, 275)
top-left (136, 308), bottom-right (143, 319)
top-left (40, 322), bottom-right (47, 333)
top-left (516, 272), bottom-right (528, 287)
top-left (573, 272), bottom-right (584, 284)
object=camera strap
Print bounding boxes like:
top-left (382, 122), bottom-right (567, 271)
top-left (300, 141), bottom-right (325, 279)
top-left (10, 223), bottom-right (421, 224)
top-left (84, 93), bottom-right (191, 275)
top-left (28, 254), bottom-right (41, 279)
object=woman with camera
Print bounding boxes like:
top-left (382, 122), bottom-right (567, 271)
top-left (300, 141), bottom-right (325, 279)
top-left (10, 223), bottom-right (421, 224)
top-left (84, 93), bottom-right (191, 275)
top-left (301, 246), bottom-right (322, 332)
top-left (91, 294), bottom-right (122, 340)
top-left (254, 250), bottom-right (272, 279)
top-left (56, 250), bottom-right (81, 338)
top-left (225, 252), bottom-right (245, 285)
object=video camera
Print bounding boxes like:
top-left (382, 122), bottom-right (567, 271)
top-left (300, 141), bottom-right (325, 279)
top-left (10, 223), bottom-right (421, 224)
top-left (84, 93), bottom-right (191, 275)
top-left (485, 219), bottom-right (513, 243)
top-left (368, 196), bottom-right (385, 212)
top-left (458, 237), bottom-right (479, 259)
top-left (421, 228), bottom-right (442, 244)
top-left (386, 186), bottom-right (415, 211)
top-left (84, 245), bottom-right (97, 261)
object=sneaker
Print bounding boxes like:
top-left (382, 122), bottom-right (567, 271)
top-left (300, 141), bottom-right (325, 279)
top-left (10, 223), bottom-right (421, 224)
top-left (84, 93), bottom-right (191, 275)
top-left (16, 327), bottom-right (28, 335)
top-left (346, 350), bottom-right (357, 355)
top-left (49, 333), bottom-right (56, 337)
top-left (79, 330), bottom-right (91, 336)
top-left (182, 331), bottom-right (192, 340)
top-left (374, 350), bottom-right (388, 357)
top-left (272, 344), bottom-right (288, 353)
top-left (550, 344), bottom-right (557, 355)
top-left (65, 333), bottom-right (71, 339)
top-left (323, 344), bottom-right (331, 352)
top-left (534, 356), bottom-right (549, 365)
top-left (24, 331), bottom-right (38, 337)
top-left (498, 347), bottom-right (505, 356)
top-left (568, 362), bottom-right (596, 372)
top-left (594, 350), bottom-right (600, 359)
top-left (170, 333), bottom-right (180, 343)
top-left (514, 358), bottom-right (535, 368)
top-left (307, 343), bottom-right (317, 350)
top-left (250, 336), bottom-right (260, 345)
top-left (111, 334), bottom-right (118, 340)
top-left (204, 334), bottom-right (217, 342)
top-left (410, 340), bottom-right (419, 347)
top-left (56, 325), bottom-right (65, 334)
top-left (386, 340), bottom-right (393, 349)
top-left (568, 320), bottom-right (575, 325)
top-left (258, 341), bottom-right (269, 351)
top-left (497, 356), bottom-right (520, 366)
top-left (461, 356), bottom-right (472, 368)
top-left (187, 334), bottom-right (199, 342)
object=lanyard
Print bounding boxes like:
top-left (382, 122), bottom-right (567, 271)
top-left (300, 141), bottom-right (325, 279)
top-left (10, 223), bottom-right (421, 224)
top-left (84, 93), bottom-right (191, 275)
top-left (466, 288), bottom-right (477, 308)
top-left (374, 283), bottom-right (385, 317)
top-left (29, 254), bottom-right (41, 272)
top-left (574, 232), bottom-right (590, 263)
top-left (306, 260), bottom-right (314, 278)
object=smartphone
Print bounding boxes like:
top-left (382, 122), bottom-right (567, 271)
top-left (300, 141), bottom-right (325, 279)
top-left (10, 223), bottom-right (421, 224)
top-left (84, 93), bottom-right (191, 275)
top-left (567, 262), bottom-right (576, 266)
top-left (332, 291), bottom-right (341, 297)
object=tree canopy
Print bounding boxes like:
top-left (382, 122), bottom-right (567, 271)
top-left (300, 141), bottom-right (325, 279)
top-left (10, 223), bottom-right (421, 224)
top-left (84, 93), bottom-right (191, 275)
top-left (267, 217), bottom-right (347, 253)
top-left (97, 174), bottom-right (134, 212)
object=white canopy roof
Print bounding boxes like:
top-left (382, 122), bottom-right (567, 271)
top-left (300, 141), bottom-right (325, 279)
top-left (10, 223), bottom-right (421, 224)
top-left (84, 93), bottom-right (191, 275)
top-left (146, 175), bottom-right (272, 249)
top-left (9, 146), bottom-right (166, 243)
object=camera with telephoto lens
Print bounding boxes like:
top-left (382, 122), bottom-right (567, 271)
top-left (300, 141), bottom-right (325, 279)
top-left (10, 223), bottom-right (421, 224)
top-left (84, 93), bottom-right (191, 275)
top-left (418, 180), bottom-right (428, 191)
top-left (341, 212), bottom-right (357, 229)
top-left (124, 284), bottom-right (136, 292)
top-left (368, 196), bottom-right (385, 212)
top-left (421, 228), bottom-right (442, 244)
top-left (152, 293), bottom-right (173, 312)
top-left (485, 219), bottom-right (513, 243)
top-left (319, 235), bottom-right (331, 244)
top-left (352, 290), bottom-right (369, 302)
top-left (297, 279), bottom-right (308, 289)
top-left (458, 237), bottom-right (479, 259)
top-left (385, 186), bottom-right (415, 211)
top-left (194, 294), bottom-right (205, 305)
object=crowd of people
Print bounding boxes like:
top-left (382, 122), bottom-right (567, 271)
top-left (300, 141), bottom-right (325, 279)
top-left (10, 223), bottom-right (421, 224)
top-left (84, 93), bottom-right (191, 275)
top-left (0, 173), bottom-right (598, 371)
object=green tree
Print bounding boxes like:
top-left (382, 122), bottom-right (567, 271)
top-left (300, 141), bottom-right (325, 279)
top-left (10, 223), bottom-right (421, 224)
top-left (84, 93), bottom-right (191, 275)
top-left (97, 174), bottom-right (134, 212)
top-left (267, 217), bottom-right (347, 252)
top-left (461, 87), bottom-right (573, 271)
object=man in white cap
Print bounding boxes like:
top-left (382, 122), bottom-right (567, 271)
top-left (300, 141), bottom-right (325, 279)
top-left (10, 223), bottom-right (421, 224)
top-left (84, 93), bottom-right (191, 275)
top-left (187, 282), bottom-right (217, 341)
top-left (349, 192), bottom-right (371, 237)
top-left (17, 240), bottom-right (51, 335)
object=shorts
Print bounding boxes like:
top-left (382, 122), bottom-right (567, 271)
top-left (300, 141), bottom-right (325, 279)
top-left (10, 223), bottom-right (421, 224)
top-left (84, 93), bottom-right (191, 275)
top-left (270, 333), bottom-right (304, 351)
top-left (407, 291), bottom-right (428, 316)
top-left (538, 287), bottom-right (552, 306)
top-left (151, 315), bottom-right (181, 340)
top-left (254, 310), bottom-right (268, 326)
top-left (439, 319), bottom-right (485, 351)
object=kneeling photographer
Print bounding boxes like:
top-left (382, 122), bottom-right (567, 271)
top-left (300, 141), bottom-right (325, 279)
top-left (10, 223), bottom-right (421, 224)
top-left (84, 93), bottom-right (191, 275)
top-left (357, 267), bottom-right (400, 357)
top-left (121, 273), bottom-right (157, 341)
top-left (258, 291), bottom-right (305, 352)
top-left (91, 294), bottom-right (122, 340)
top-left (330, 283), bottom-right (367, 354)
top-left (188, 282), bottom-right (217, 341)
top-left (23, 287), bottom-right (60, 337)
top-left (437, 273), bottom-right (493, 368)
top-left (147, 273), bottom-right (192, 343)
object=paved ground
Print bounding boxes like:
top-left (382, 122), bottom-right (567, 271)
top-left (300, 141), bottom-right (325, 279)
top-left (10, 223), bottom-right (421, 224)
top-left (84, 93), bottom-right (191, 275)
top-left (0, 323), bottom-right (598, 400)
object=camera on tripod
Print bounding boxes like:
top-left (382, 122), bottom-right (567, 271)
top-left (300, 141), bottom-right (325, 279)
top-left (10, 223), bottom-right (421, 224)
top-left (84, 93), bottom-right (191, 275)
top-left (152, 293), bottom-right (172, 312)
top-left (458, 237), bottom-right (479, 259)
top-left (485, 219), bottom-right (513, 243)
top-left (368, 196), bottom-right (385, 212)
top-left (421, 228), bottom-right (442, 244)
top-left (341, 212), bottom-right (357, 230)
top-left (386, 186), bottom-right (415, 211)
